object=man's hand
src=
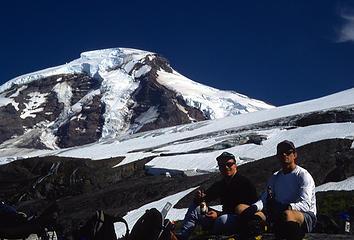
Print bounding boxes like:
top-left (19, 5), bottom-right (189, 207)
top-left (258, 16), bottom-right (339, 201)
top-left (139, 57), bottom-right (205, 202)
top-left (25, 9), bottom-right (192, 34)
top-left (205, 210), bottom-right (218, 220)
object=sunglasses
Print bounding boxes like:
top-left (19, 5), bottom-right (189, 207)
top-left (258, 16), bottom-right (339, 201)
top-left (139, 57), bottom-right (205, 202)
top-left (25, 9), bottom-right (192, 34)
top-left (277, 149), bottom-right (294, 156)
top-left (218, 161), bottom-right (236, 168)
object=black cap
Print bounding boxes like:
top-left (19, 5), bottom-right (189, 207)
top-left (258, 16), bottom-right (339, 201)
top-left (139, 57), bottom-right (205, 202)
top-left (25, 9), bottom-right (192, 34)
top-left (277, 140), bottom-right (296, 154)
top-left (216, 152), bottom-right (236, 162)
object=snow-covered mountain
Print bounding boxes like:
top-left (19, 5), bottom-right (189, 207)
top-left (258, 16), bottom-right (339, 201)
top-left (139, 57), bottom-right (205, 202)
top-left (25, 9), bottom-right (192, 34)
top-left (0, 48), bottom-right (273, 151)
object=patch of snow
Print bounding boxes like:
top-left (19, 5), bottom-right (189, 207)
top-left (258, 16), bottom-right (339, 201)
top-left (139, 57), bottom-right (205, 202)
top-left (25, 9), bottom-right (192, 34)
top-left (316, 176), bottom-right (354, 192)
top-left (0, 86), bottom-right (27, 110)
top-left (157, 70), bottom-right (274, 119)
top-left (175, 101), bottom-right (197, 121)
top-left (134, 65), bottom-right (151, 78)
top-left (11, 101), bottom-right (19, 111)
top-left (114, 187), bottom-right (198, 237)
top-left (40, 128), bottom-right (59, 150)
top-left (38, 89), bottom-right (101, 150)
top-left (11, 86), bottom-right (27, 97)
top-left (53, 81), bottom-right (73, 111)
top-left (100, 69), bottom-right (140, 139)
top-left (71, 114), bottom-right (87, 121)
top-left (130, 106), bottom-right (159, 133)
top-left (0, 94), bottom-right (12, 108)
top-left (20, 92), bottom-right (49, 119)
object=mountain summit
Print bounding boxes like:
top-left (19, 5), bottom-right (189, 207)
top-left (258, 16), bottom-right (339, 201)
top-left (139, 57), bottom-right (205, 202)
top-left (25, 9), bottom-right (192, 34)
top-left (0, 48), bottom-right (273, 150)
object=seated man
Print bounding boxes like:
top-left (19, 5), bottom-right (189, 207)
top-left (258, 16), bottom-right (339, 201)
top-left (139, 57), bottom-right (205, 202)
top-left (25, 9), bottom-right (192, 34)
top-left (176, 152), bottom-right (258, 239)
top-left (241, 140), bottom-right (317, 240)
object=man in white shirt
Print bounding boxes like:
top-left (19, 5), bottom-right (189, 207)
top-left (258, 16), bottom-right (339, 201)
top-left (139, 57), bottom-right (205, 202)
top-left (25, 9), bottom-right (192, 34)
top-left (240, 140), bottom-right (317, 240)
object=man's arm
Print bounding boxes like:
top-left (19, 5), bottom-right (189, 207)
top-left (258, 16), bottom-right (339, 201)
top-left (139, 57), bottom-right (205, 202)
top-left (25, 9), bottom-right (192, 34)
top-left (289, 172), bottom-right (316, 213)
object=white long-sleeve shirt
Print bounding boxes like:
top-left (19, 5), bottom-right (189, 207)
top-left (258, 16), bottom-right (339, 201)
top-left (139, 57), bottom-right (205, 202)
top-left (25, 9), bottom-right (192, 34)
top-left (254, 165), bottom-right (317, 215)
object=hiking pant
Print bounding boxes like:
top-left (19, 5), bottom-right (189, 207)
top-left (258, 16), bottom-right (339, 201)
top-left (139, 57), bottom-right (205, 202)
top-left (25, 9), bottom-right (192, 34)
top-left (177, 203), bottom-right (237, 239)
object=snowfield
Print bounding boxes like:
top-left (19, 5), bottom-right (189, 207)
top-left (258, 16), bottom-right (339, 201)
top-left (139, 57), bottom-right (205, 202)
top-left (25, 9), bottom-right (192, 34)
top-left (315, 176), bottom-right (354, 192)
top-left (0, 88), bottom-right (353, 176)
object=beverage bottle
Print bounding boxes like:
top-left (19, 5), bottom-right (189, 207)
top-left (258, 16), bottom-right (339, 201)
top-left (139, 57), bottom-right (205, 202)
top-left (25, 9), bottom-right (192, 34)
top-left (267, 186), bottom-right (273, 200)
top-left (199, 190), bottom-right (207, 215)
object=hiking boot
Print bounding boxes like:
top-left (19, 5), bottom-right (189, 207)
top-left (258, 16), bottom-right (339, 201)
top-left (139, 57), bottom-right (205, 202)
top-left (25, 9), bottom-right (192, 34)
top-left (239, 215), bottom-right (265, 240)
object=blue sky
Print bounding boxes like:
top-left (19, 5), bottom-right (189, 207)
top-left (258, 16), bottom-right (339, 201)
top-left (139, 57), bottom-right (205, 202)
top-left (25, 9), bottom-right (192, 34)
top-left (0, 0), bottom-right (353, 106)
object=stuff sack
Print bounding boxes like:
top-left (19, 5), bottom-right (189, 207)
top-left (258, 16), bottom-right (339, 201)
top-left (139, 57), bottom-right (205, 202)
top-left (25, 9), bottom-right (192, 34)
top-left (128, 208), bottom-right (163, 240)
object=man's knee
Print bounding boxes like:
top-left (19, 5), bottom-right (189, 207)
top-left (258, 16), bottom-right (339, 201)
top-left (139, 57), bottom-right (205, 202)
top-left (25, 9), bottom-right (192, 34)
top-left (235, 204), bottom-right (250, 215)
top-left (282, 210), bottom-right (304, 225)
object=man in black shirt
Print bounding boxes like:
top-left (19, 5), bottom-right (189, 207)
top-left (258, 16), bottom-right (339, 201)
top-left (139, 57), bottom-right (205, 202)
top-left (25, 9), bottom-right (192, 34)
top-left (176, 152), bottom-right (258, 239)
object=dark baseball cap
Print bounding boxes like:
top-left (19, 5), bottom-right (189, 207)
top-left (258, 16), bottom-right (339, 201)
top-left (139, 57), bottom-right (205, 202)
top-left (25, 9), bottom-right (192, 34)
top-left (216, 152), bottom-right (236, 162)
top-left (277, 140), bottom-right (296, 154)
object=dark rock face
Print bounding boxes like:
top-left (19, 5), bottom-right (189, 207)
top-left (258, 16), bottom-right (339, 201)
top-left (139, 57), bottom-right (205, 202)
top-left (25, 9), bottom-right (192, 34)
top-left (0, 73), bottom-right (103, 148)
top-left (217, 105), bottom-right (354, 135)
top-left (0, 155), bottom-right (213, 238)
top-left (0, 104), bottom-right (24, 144)
top-left (130, 55), bottom-right (206, 133)
top-left (295, 107), bottom-right (354, 127)
top-left (56, 95), bottom-right (105, 148)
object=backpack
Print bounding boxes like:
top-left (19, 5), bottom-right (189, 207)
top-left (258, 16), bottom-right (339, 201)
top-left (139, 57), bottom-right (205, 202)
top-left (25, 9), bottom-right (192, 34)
top-left (128, 202), bottom-right (178, 240)
top-left (75, 210), bottom-right (129, 240)
top-left (128, 208), bottom-right (163, 240)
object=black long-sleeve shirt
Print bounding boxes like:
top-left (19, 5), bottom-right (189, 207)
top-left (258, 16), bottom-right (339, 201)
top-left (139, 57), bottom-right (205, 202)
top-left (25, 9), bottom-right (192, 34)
top-left (205, 172), bottom-right (258, 214)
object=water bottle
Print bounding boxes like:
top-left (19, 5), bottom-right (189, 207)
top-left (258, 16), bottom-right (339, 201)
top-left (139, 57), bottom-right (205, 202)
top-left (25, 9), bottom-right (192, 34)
top-left (344, 215), bottom-right (350, 234)
top-left (339, 214), bottom-right (351, 234)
